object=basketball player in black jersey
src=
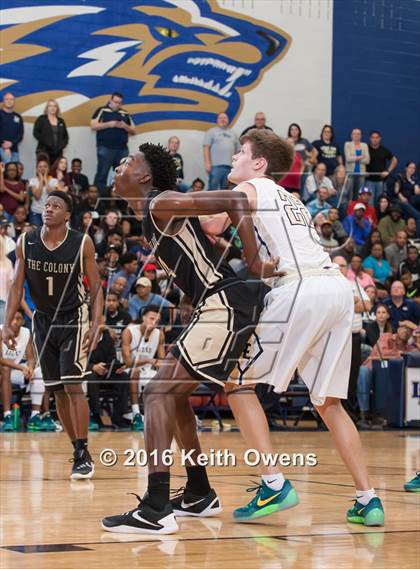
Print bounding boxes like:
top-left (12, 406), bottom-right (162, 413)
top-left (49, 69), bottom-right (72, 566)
top-left (3, 191), bottom-right (103, 479)
top-left (102, 144), bottom-right (279, 534)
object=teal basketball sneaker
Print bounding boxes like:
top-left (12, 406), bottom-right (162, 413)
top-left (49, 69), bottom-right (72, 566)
top-left (233, 479), bottom-right (299, 522)
top-left (346, 497), bottom-right (384, 526)
top-left (404, 472), bottom-right (420, 493)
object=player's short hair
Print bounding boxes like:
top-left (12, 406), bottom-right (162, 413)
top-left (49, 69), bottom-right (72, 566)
top-left (140, 304), bottom-right (161, 319)
top-left (240, 129), bottom-right (294, 182)
top-left (48, 190), bottom-right (73, 213)
top-left (139, 142), bottom-right (177, 191)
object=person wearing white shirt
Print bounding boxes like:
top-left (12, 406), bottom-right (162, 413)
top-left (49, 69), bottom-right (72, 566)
top-left (28, 158), bottom-right (58, 226)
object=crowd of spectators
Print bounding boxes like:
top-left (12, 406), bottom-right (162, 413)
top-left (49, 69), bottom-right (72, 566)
top-left (1, 89), bottom-right (420, 432)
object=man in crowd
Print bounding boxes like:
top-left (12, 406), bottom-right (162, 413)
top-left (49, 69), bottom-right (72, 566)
top-left (105, 291), bottom-right (131, 355)
top-left (347, 187), bottom-right (377, 227)
top-left (318, 219), bottom-right (339, 252)
top-left (343, 204), bottom-right (372, 251)
top-left (378, 205), bottom-right (406, 247)
top-left (366, 131), bottom-right (397, 204)
top-left (241, 111), bottom-right (273, 137)
top-left (110, 252), bottom-right (139, 300)
top-left (128, 277), bottom-right (174, 323)
top-left (91, 92), bottom-right (135, 196)
top-left (69, 158), bottom-right (89, 195)
top-left (203, 112), bottom-right (240, 190)
top-left (383, 280), bottom-right (420, 329)
top-left (306, 186), bottom-right (332, 218)
top-left (167, 136), bottom-right (188, 192)
top-left (0, 92), bottom-right (24, 163)
top-left (385, 230), bottom-right (408, 274)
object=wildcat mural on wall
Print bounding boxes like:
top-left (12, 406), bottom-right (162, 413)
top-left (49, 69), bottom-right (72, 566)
top-left (1, 0), bottom-right (291, 132)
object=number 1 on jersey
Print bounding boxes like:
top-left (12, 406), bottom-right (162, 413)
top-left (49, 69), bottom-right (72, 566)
top-left (46, 276), bottom-right (54, 296)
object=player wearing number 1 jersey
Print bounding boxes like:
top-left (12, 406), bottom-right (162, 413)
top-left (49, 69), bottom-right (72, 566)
top-left (2, 191), bottom-right (103, 479)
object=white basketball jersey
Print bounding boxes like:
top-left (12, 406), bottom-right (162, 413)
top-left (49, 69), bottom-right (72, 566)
top-left (128, 325), bottom-right (160, 378)
top-left (247, 178), bottom-right (332, 285)
top-left (0, 325), bottom-right (30, 364)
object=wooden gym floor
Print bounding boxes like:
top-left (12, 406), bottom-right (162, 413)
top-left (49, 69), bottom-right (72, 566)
top-left (0, 429), bottom-right (419, 569)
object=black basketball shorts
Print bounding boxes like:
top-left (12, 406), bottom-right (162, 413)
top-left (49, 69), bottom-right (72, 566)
top-left (32, 304), bottom-right (89, 390)
top-left (171, 281), bottom-right (268, 386)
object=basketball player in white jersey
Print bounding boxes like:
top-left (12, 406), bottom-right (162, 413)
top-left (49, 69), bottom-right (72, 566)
top-left (202, 129), bottom-right (384, 526)
top-left (0, 310), bottom-right (46, 432)
top-left (122, 305), bottom-right (165, 431)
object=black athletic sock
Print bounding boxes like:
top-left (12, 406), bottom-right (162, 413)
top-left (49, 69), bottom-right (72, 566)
top-left (75, 439), bottom-right (88, 452)
top-left (71, 440), bottom-right (76, 450)
top-left (147, 471), bottom-right (170, 511)
top-left (185, 465), bottom-right (211, 496)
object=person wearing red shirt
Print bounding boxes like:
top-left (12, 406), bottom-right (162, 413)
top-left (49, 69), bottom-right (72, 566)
top-left (279, 139), bottom-right (304, 193)
top-left (347, 187), bottom-right (377, 227)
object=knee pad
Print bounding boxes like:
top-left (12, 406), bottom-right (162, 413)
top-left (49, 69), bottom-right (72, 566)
top-left (30, 377), bottom-right (45, 406)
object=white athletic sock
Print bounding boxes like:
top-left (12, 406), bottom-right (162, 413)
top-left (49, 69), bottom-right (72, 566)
top-left (30, 410), bottom-right (40, 419)
top-left (356, 488), bottom-right (376, 505)
top-left (262, 473), bottom-right (285, 491)
top-left (4, 410), bottom-right (11, 418)
top-left (132, 404), bottom-right (140, 416)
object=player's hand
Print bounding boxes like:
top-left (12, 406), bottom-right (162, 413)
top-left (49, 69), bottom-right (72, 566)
top-left (249, 257), bottom-right (285, 279)
top-left (2, 326), bottom-right (16, 351)
top-left (115, 365), bottom-right (126, 374)
top-left (22, 366), bottom-right (34, 381)
top-left (82, 324), bottom-right (102, 353)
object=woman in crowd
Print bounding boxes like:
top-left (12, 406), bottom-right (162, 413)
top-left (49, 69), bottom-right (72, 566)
top-left (279, 139), bottom-right (304, 194)
top-left (365, 303), bottom-right (394, 347)
top-left (362, 242), bottom-right (392, 284)
top-left (0, 162), bottom-right (26, 218)
top-left (330, 164), bottom-right (353, 215)
top-left (50, 156), bottom-right (71, 193)
top-left (376, 195), bottom-right (390, 223)
top-left (360, 229), bottom-right (383, 259)
top-left (344, 128), bottom-right (370, 198)
top-left (312, 124), bottom-right (342, 176)
top-left (94, 209), bottom-right (122, 249)
top-left (33, 99), bottom-right (69, 165)
top-left (394, 161), bottom-right (420, 208)
top-left (347, 254), bottom-right (375, 288)
top-left (27, 158), bottom-right (58, 226)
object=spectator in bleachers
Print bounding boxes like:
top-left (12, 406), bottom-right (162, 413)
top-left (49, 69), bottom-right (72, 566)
top-left (347, 187), bottom-right (377, 227)
top-left (312, 124), bottom-right (342, 176)
top-left (33, 99), bottom-right (68, 165)
top-left (304, 162), bottom-right (335, 201)
top-left (142, 263), bottom-right (161, 294)
top-left (331, 236), bottom-right (356, 264)
top-left (86, 327), bottom-right (130, 429)
top-left (91, 92), bottom-right (135, 197)
top-left (203, 112), bottom-right (240, 190)
top-left (366, 131), bottom-right (397, 204)
top-left (0, 92), bottom-right (23, 163)
top-left (287, 123), bottom-right (317, 168)
top-left (365, 304), bottom-right (393, 346)
top-left (376, 195), bottom-right (390, 223)
top-left (365, 284), bottom-right (379, 309)
top-left (128, 277), bottom-right (173, 322)
top-left (385, 230), bottom-right (407, 274)
top-left (241, 111), bottom-right (273, 137)
top-left (94, 210), bottom-right (121, 252)
top-left (347, 254), bottom-right (375, 288)
top-left (362, 243), bottom-right (392, 284)
top-left (109, 276), bottom-right (128, 307)
top-left (110, 252), bottom-right (139, 300)
top-left (50, 157), bottom-right (70, 193)
top-left (189, 178), bottom-right (205, 192)
top-left (69, 158), bottom-right (89, 195)
top-left (16, 161), bottom-right (28, 190)
top-left (27, 158), bottom-right (58, 226)
top-left (383, 280), bottom-right (420, 328)
top-left (7, 205), bottom-right (28, 241)
top-left (378, 204), bottom-right (406, 247)
top-left (76, 185), bottom-right (105, 221)
top-left (306, 186), bottom-right (332, 218)
top-left (0, 162), bottom-right (26, 217)
top-left (330, 165), bottom-right (353, 215)
top-left (105, 291), bottom-right (131, 353)
top-left (360, 229), bottom-right (383, 259)
top-left (400, 269), bottom-right (420, 301)
top-left (343, 203), bottom-right (372, 250)
top-left (394, 162), bottom-right (420, 232)
top-left (344, 128), bottom-right (370, 198)
top-left (0, 219), bottom-right (16, 258)
top-left (318, 219), bottom-right (338, 252)
top-left (405, 217), bottom-right (418, 242)
top-left (77, 211), bottom-right (97, 240)
top-left (167, 136), bottom-right (188, 192)
top-left (357, 323), bottom-right (414, 429)
top-left (399, 245), bottom-right (420, 281)
top-left (104, 245), bottom-right (121, 281)
top-left (280, 141), bottom-right (303, 193)
top-left (327, 208), bottom-right (348, 243)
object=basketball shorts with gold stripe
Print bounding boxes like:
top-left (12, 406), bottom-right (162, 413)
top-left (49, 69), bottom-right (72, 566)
top-left (32, 304), bottom-right (89, 391)
top-left (171, 281), bottom-right (268, 386)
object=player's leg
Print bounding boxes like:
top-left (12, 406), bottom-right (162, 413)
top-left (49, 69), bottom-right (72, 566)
top-left (130, 368), bottom-right (143, 431)
top-left (0, 367), bottom-right (14, 431)
top-left (27, 368), bottom-right (45, 431)
top-left (170, 393), bottom-right (222, 517)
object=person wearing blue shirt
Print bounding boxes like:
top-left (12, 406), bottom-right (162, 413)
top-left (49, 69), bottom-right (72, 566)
top-left (109, 252), bottom-right (139, 299)
top-left (128, 277), bottom-right (173, 323)
top-left (306, 187), bottom-right (332, 218)
top-left (342, 203), bottom-right (372, 249)
top-left (383, 280), bottom-right (420, 329)
top-left (362, 243), bottom-right (392, 284)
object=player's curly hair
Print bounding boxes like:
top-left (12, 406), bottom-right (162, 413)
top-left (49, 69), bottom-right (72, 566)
top-left (139, 142), bottom-right (177, 192)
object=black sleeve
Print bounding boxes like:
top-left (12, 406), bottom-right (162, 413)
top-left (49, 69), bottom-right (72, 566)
top-left (32, 115), bottom-right (43, 143)
top-left (12, 114), bottom-right (24, 145)
top-left (385, 147), bottom-right (394, 161)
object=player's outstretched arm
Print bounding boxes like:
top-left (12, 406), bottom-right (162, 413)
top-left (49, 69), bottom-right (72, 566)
top-left (3, 236), bottom-right (26, 350)
top-left (82, 236), bottom-right (104, 352)
top-left (151, 188), bottom-right (278, 278)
